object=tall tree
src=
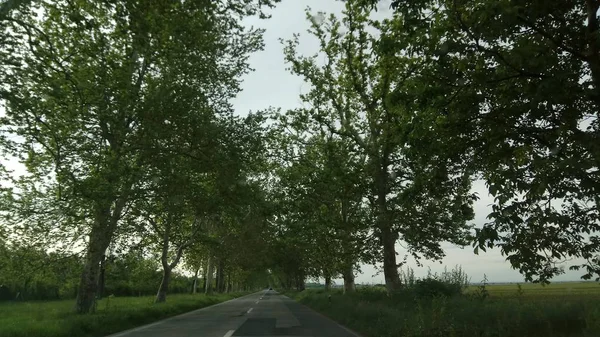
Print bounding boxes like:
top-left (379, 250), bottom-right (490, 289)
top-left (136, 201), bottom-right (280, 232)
top-left (282, 1), bottom-right (476, 292)
top-left (268, 118), bottom-right (373, 292)
top-left (0, 0), bottom-right (279, 313)
top-left (385, 0), bottom-right (600, 282)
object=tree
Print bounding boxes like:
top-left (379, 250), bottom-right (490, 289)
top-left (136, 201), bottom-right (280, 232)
top-left (267, 118), bottom-right (373, 292)
top-left (383, 0), bottom-right (600, 282)
top-left (281, 1), bottom-right (476, 292)
top-left (0, 0), bottom-right (279, 313)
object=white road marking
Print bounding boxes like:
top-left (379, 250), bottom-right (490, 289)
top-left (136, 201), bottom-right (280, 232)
top-left (223, 330), bottom-right (235, 337)
top-left (247, 307), bottom-right (253, 314)
top-left (107, 292), bottom-right (260, 337)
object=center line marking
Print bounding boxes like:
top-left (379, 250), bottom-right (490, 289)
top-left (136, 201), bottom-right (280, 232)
top-left (223, 330), bottom-right (234, 337)
top-left (247, 308), bottom-right (253, 314)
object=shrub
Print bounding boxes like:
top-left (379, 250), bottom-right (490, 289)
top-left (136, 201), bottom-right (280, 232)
top-left (397, 265), bottom-right (469, 299)
top-left (414, 277), bottom-right (460, 298)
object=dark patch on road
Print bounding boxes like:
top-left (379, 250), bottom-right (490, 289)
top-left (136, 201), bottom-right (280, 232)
top-left (273, 326), bottom-right (311, 336)
top-left (233, 318), bottom-right (311, 336)
top-left (231, 310), bottom-right (248, 317)
top-left (233, 318), bottom-right (276, 336)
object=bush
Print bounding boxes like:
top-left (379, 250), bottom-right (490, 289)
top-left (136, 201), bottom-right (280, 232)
top-left (396, 265), bottom-right (469, 299)
top-left (414, 277), bottom-right (460, 298)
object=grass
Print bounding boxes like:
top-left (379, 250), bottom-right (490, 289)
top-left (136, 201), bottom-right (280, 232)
top-left (285, 283), bottom-right (600, 337)
top-left (466, 282), bottom-right (600, 296)
top-left (0, 292), bottom-right (248, 337)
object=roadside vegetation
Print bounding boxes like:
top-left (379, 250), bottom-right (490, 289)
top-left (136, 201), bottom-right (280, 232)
top-left (287, 267), bottom-right (600, 337)
top-left (0, 292), bottom-right (247, 337)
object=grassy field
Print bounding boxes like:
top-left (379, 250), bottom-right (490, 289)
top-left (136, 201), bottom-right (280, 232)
top-left (0, 292), bottom-right (248, 337)
top-left (286, 282), bottom-right (600, 337)
top-left (466, 282), bottom-right (600, 296)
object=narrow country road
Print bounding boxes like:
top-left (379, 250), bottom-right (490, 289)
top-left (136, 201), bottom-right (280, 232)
top-left (106, 290), bottom-right (362, 337)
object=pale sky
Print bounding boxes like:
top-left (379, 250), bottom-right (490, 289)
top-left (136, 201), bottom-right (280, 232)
top-left (231, 0), bottom-right (585, 284)
top-left (0, 0), bottom-right (586, 285)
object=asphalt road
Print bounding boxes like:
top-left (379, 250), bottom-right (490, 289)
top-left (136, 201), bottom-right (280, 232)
top-left (106, 290), bottom-right (362, 337)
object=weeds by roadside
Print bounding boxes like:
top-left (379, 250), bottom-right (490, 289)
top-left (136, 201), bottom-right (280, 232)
top-left (287, 266), bottom-right (600, 337)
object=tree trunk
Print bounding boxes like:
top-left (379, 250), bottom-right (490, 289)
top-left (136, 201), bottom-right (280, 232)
top-left (155, 267), bottom-right (171, 303)
top-left (375, 166), bottom-right (401, 293)
top-left (226, 272), bottom-right (231, 293)
top-left (381, 226), bottom-right (401, 292)
top-left (215, 261), bottom-right (221, 293)
top-left (154, 221), bottom-right (185, 304)
top-left (216, 259), bottom-right (225, 293)
top-left (295, 273), bottom-right (305, 291)
top-left (343, 265), bottom-right (355, 294)
top-left (192, 267), bottom-right (200, 294)
top-left (97, 254), bottom-right (106, 299)
top-left (205, 256), bottom-right (214, 295)
top-left (202, 260), bottom-right (207, 293)
top-left (75, 222), bottom-right (112, 314)
top-left (324, 275), bottom-right (332, 291)
top-left (74, 186), bottom-right (129, 314)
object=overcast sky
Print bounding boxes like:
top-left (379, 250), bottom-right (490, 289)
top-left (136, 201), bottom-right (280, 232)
top-left (232, 0), bottom-right (585, 284)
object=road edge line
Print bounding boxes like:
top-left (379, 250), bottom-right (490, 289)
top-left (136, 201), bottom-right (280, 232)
top-left (106, 291), bottom-right (264, 337)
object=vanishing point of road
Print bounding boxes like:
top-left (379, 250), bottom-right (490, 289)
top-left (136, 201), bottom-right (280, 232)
top-left (106, 290), bottom-right (362, 337)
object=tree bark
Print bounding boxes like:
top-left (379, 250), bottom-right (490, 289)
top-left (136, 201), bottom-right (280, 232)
top-left (98, 254), bottom-right (106, 299)
top-left (295, 273), bottom-right (305, 291)
top-left (154, 220), bottom-right (185, 303)
top-left (75, 183), bottom-right (130, 314)
top-left (155, 267), bottom-right (171, 303)
top-left (381, 226), bottom-right (400, 292)
top-left (192, 267), bottom-right (200, 294)
top-left (343, 265), bottom-right (355, 294)
top-left (205, 256), bottom-right (214, 295)
top-left (375, 164), bottom-right (401, 293)
top-left (216, 259), bottom-right (225, 293)
top-left (226, 272), bottom-right (231, 293)
top-left (324, 275), bottom-right (332, 291)
top-left (75, 216), bottom-right (112, 314)
top-left (202, 259), bottom-right (207, 293)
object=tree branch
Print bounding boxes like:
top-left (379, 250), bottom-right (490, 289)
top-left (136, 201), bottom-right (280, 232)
top-left (516, 14), bottom-right (588, 61)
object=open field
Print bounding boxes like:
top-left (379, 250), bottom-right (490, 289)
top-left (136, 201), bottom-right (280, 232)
top-left (0, 292), bottom-right (248, 337)
top-left (286, 284), bottom-right (600, 337)
top-left (466, 282), bottom-right (600, 296)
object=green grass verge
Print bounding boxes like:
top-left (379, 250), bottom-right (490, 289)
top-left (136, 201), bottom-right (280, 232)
top-left (0, 292), bottom-right (249, 337)
top-left (285, 285), bottom-right (600, 337)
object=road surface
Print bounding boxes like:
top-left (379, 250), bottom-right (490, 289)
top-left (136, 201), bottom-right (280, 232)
top-left (106, 290), bottom-right (362, 337)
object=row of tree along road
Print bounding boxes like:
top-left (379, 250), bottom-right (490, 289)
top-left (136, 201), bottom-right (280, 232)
top-left (0, 0), bottom-right (599, 314)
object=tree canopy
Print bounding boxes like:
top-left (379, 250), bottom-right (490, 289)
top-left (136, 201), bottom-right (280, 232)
top-left (0, 0), bottom-right (599, 315)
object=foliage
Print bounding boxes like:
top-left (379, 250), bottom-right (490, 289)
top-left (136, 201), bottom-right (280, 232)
top-left (0, 0), bottom-right (280, 312)
top-left (413, 278), bottom-right (459, 299)
top-left (372, 0), bottom-right (600, 283)
top-left (413, 266), bottom-right (470, 299)
top-left (0, 243), bottom-right (80, 301)
top-left (266, 120), bottom-right (373, 290)
top-left (278, 0), bottom-right (477, 291)
top-left (0, 243), bottom-right (194, 301)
